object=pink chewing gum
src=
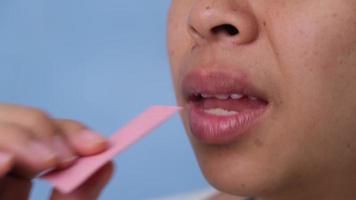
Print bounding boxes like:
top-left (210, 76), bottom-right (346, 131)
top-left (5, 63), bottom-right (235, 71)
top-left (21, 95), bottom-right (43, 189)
top-left (40, 105), bottom-right (181, 194)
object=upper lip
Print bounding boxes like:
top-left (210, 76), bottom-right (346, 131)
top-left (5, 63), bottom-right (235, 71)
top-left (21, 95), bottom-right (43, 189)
top-left (181, 68), bottom-right (268, 102)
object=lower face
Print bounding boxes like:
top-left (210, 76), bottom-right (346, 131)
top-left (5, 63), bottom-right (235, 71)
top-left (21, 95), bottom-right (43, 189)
top-left (168, 0), bottom-right (356, 198)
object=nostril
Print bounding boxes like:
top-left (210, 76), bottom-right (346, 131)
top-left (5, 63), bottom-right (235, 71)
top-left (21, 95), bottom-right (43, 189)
top-left (211, 24), bottom-right (239, 36)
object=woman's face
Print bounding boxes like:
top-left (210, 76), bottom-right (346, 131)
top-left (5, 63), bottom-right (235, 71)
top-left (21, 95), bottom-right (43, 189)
top-left (168, 0), bottom-right (356, 199)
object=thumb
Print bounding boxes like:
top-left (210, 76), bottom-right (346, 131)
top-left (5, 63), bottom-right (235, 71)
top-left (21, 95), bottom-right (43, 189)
top-left (50, 162), bottom-right (114, 200)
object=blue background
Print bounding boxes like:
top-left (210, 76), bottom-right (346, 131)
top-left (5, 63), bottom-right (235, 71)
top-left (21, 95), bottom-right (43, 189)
top-left (0, 0), bottom-right (209, 199)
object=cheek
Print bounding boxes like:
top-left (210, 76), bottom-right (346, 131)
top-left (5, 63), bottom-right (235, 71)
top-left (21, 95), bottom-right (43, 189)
top-left (264, 0), bottom-right (356, 174)
top-left (264, 0), bottom-right (356, 112)
top-left (167, 1), bottom-right (193, 79)
top-left (266, 1), bottom-right (356, 66)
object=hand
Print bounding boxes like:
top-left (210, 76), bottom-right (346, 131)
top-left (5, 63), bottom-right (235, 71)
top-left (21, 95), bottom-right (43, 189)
top-left (0, 103), bottom-right (113, 200)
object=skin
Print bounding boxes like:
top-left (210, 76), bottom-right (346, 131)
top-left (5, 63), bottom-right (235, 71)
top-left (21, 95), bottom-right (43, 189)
top-left (168, 0), bottom-right (356, 200)
top-left (0, 103), bottom-right (113, 200)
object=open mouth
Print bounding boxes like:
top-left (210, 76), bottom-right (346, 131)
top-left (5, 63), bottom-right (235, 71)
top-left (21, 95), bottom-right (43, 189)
top-left (182, 70), bottom-right (269, 144)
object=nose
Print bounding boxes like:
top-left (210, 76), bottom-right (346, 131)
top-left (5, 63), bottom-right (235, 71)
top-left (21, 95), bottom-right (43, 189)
top-left (187, 0), bottom-right (259, 46)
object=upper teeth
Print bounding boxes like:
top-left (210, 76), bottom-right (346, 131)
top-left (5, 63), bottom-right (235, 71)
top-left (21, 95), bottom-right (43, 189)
top-left (216, 94), bottom-right (229, 100)
top-left (200, 93), bottom-right (245, 100)
top-left (201, 94), bottom-right (213, 98)
top-left (231, 93), bottom-right (244, 99)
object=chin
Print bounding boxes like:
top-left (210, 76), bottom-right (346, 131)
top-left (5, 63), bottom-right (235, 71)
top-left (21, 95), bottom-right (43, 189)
top-left (181, 112), bottom-right (295, 198)
top-left (194, 145), bottom-right (292, 197)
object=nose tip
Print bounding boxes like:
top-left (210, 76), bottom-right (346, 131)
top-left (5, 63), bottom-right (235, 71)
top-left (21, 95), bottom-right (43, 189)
top-left (188, 1), bottom-right (259, 46)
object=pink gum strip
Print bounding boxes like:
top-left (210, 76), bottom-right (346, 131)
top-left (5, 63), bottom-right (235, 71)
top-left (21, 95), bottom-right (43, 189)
top-left (40, 105), bottom-right (181, 194)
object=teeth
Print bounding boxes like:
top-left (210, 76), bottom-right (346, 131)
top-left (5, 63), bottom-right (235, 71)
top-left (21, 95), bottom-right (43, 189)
top-left (215, 94), bottom-right (229, 100)
top-left (201, 93), bottom-right (213, 98)
top-left (198, 93), bottom-right (249, 100)
top-left (204, 108), bottom-right (238, 116)
top-left (230, 93), bottom-right (244, 100)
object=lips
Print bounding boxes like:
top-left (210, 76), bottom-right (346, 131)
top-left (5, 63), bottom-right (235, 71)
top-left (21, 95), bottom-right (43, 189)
top-left (182, 69), bottom-right (269, 144)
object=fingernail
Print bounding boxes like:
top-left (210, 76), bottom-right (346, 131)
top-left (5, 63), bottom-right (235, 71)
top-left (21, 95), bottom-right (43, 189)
top-left (0, 152), bottom-right (12, 165)
top-left (52, 136), bottom-right (77, 165)
top-left (79, 130), bottom-right (107, 147)
top-left (29, 141), bottom-right (57, 163)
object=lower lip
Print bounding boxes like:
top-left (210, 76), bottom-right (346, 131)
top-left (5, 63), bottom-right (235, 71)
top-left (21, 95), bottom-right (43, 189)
top-left (188, 102), bottom-right (267, 144)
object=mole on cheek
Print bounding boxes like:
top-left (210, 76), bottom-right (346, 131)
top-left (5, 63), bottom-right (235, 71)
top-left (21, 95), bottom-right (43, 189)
top-left (346, 143), bottom-right (352, 149)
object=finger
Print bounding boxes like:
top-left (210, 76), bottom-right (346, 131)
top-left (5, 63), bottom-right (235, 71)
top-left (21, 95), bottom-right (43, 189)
top-left (0, 105), bottom-right (78, 168)
top-left (54, 119), bottom-right (108, 156)
top-left (50, 134), bottom-right (78, 169)
top-left (0, 176), bottom-right (32, 200)
top-left (0, 104), bottom-right (55, 140)
top-left (0, 152), bottom-right (13, 177)
top-left (50, 162), bottom-right (114, 200)
top-left (0, 122), bottom-right (58, 178)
